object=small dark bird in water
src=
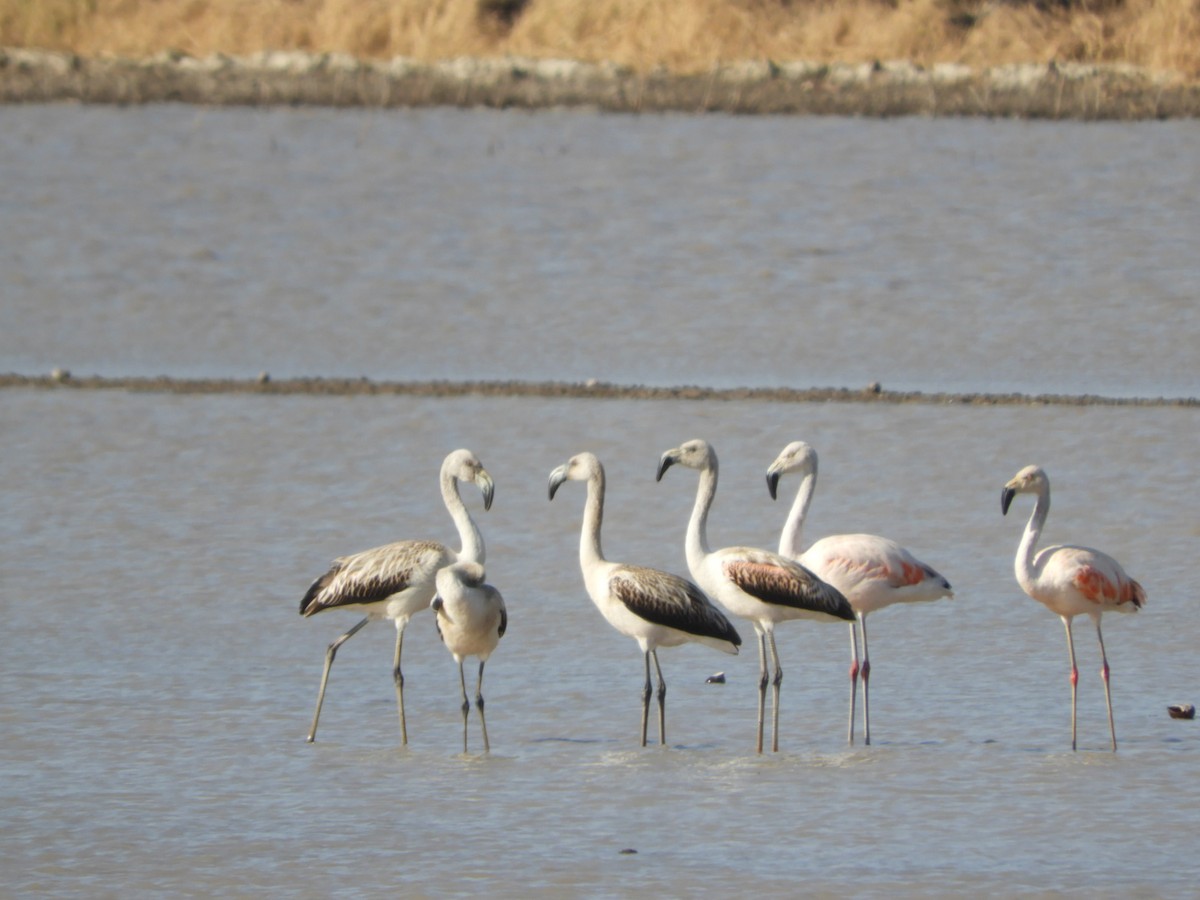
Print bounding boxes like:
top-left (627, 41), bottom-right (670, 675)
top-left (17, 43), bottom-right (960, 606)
top-left (1168, 704), bottom-right (1195, 720)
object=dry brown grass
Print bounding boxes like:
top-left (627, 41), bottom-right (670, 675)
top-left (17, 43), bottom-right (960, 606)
top-left (3, 0), bottom-right (1198, 75)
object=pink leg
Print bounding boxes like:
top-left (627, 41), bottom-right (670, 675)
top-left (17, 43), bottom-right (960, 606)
top-left (1062, 616), bottom-right (1078, 751)
top-left (1095, 616), bottom-right (1117, 751)
top-left (847, 622), bottom-right (860, 745)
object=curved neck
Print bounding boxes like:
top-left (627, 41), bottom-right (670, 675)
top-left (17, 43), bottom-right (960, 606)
top-left (443, 474), bottom-right (485, 564)
top-left (580, 469), bottom-right (606, 569)
top-left (1015, 484), bottom-right (1049, 585)
top-left (685, 459), bottom-right (717, 572)
top-left (778, 469), bottom-right (816, 559)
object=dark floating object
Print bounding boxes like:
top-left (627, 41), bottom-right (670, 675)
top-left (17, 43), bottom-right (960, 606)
top-left (619, 848), bottom-right (638, 855)
top-left (705, 672), bottom-right (726, 684)
top-left (1168, 704), bottom-right (1195, 720)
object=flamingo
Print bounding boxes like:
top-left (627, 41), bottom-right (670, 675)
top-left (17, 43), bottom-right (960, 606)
top-left (298, 448), bottom-right (494, 744)
top-left (548, 452), bottom-right (741, 747)
top-left (656, 439), bottom-right (854, 753)
top-left (1001, 464), bottom-right (1145, 751)
top-left (431, 560), bottom-right (507, 753)
top-left (766, 440), bottom-right (953, 746)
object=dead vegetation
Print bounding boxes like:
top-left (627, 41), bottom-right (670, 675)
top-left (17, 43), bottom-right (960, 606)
top-left (2, 0), bottom-right (1198, 76)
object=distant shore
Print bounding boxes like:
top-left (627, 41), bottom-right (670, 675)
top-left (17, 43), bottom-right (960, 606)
top-left (3, 47), bottom-right (1199, 118)
top-left (4, 373), bottom-right (1196, 407)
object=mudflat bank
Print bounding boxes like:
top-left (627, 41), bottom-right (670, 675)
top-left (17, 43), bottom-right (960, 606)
top-left (3, 47), bottom-right (1198, 118)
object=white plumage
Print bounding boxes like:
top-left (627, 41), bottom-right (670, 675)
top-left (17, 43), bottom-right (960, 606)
top-left (766, 440), bottom-right (953, 745)
top-left (656, 439), bottom-right (854, 753)
top-left (431, 560), bottom-right (507, 753)
top-left (1002, 464), bottom-right (1145, 751)
top-left (549, 452), bottom-right (741, 747)
top-left (299, 448), bottom-right (494, 744)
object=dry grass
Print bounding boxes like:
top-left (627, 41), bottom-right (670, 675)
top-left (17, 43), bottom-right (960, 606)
top-left (2, 0), bottom-right (1198, 74)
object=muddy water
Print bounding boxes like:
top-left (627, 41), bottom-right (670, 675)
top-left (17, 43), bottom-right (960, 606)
top-left (2, 106), bottom-right (1199, 896)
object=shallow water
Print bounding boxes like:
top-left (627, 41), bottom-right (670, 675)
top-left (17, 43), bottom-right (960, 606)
top-left (2, 106), bottom-right (1199, 897)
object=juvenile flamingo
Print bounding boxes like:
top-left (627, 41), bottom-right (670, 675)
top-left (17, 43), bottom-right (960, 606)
top-left (1001, 464), bottom-right (1145, 751)
top-left (299, 449), bottom-right (494, 744)
top-left (766, 440), bottom-right (953, 746)
top-left (431, 560), bottom-right (507, 754)
top-left (548, 452), bottom-right (741, 747)
top-left (656, 439), bottom-right (854, 753)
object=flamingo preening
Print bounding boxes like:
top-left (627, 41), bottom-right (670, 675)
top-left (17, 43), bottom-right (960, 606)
top-left (299, 449), bottom-right (494, 744)
top-left (431, 560), bottom-right (507, 754)
top-left (766, 441), bottom-right (953, 746)
top-left (1001, 464), bottom-right (1145, 751)
top-left (656, 439), bottom-right (854, 753)
top-left (548, 452), bottom-right (741, 747)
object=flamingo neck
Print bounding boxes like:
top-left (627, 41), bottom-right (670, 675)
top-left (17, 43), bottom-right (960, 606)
top-left (779, 468), bottom-right (816, 560)
top-left (685, 460), bottom-right (717, 572)
top-left (443, 474), bottom-right (485, 565)
top-left (1015, 484), bottom-right (1049, 588)
top-left (580, 469), bottom-right (606, 570)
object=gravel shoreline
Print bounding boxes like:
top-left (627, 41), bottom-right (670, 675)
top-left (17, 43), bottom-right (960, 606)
top-left (3, 47), bottom-right (1199, 118)
top-left (4, 373), bottom-right (1196, 407)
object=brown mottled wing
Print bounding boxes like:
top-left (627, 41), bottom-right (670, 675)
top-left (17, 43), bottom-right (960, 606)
top-left (724, 549), bottom-right (854, 621)
top-left (299, 539), bottom-right (449, 616)
top-left (610, 565), bottom-right (741, 646)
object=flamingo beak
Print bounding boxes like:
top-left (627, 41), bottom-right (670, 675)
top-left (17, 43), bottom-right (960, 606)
top-left (655, 451), bottom-right (678, 482)
top-left (766, 469), bottom-right (782, 500)
top-left (476, 470), bottom-right (495, 511)
top-left (1000, 486), bottom-right (1016, 516)
top-left (548, 465), bottom-right (568, 501)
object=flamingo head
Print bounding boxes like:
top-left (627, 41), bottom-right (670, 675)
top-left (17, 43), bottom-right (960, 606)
top-left (548, 451), bottom-right (603, 500)
top-left (765, 440), bottom-right (817, 500)
top-left (1001, 464), bottom-right (1048, 515)
top-left (445, 449), bottom-right (495, 511)
top-left (656, 438), bottom-right (716, 482)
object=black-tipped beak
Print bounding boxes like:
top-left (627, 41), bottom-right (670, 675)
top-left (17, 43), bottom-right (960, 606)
top-left (766, 470), bottom-right (781, 500)
top-left (478, 472), bottom-right (495, 511)
top-left (1000, 487), bottom-right (1015, 516)
top-left (656, 452), bottom-right (677, 482)
top-left (548, 466), bottom-right (567, 501)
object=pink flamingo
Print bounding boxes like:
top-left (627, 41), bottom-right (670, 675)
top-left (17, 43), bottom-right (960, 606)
top-left (766, 441), bottom-right (953, 746)
top-left (1001, 464), bottom-right (1145, 751)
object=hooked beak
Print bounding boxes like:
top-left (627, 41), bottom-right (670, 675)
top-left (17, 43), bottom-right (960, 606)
top-left (548, 465), bottom-right (568, 501)
top-left (765, 468), bottom-right (782, 501)
top-left (655, 450), bottom-right (678, 482)
top-left (1000, 486), bottom-right (1016, 516)
top-left (476, 470), bottom-right (495, 511)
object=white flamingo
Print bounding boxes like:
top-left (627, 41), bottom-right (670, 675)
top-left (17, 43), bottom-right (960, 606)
top-left (1001, 464), bottom-right (1145, 751)
top-left (299, 449), bottom-right (494, 744)
top-left (766, 440), bottom-right (953, 746)
top-left (548, 452), bottom-right (742, 747)
top-left (431, 560), bottom-right (507, 754)
top-left (656, 439), bottom-right (854, 753)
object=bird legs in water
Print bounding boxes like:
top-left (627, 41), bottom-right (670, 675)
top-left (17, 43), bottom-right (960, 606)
top-left (640, 649), bottom-right (667, 747)
top-left (392, 623), bottom-right (411, 745)
top-left (1063, 615), bottom-right (1118, 752)
top-left (307, 616), bottom-right (370, 743)
top-left (458, 659), bottom-right (490, 753)
top-left (756, 630), bottom-right (783, 753)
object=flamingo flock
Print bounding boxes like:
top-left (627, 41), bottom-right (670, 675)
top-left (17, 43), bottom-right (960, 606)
top-left (298, 442), bottom-right (1146, 755)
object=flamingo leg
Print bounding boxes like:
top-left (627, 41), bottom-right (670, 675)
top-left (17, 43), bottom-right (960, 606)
top-left (1094, 617), bottom-right (1117, 752)
top-left (1062, 616), bottom-right (1079, 751)
top-left (475, 660), bottom-right (490, 753)
top-left (392, 622), bottom-right (409, 746)
top-left (307, 616), bottom-right (370, 743)
top-left (847, 620), bottom-right (860, 745)
top-left (755, 631), bottom-right (769, 754)
top-left (640, 650), bottom-right (653, 747)
top-left (652, 649), bottom-right (667, 746)
top-left (458, 658), bottom-right (471, 753)
top-left (768, 630), bottom-right (783, 753)
top-left (860, 613), bottom-right (872, 747)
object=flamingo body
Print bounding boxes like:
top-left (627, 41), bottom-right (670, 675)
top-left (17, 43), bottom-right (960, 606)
top-left (657, 439), bottom-right (853, 753)
top-left (299, 448), bottom-right (494, 744)
top-left (1001, 464), bottom-right (1144, 751)
top-left (766, 440), bottom-right (953, 745)
top-left (549, 452), bottom-right (740, 747)
top-left (431, 560), bottom-right (507, 753)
